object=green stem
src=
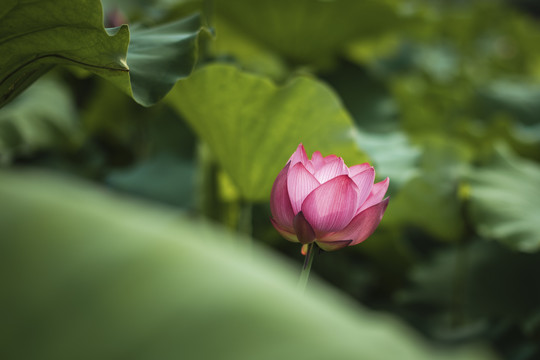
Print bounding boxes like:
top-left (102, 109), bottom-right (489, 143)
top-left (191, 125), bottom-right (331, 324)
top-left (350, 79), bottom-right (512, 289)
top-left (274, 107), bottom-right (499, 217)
top-left (238, 201), bottom-right (252, 237)
top-left (197, 142), bottom-right (220, 222)
top-left (297, 243), bottom-right (316, 292)
top-left (237, 200), bottom-right (253, 254)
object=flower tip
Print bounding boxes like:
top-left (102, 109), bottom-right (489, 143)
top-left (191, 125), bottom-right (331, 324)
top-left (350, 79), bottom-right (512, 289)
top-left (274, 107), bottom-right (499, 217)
top-left (289, 143), bottom-right (308, 166)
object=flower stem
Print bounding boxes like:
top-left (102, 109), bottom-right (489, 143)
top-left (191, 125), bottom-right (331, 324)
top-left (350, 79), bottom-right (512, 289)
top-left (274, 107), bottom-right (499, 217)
top-left (297, 243), bottom-right (316, 292)
top-left (238, 200), bottom-right (252, 237)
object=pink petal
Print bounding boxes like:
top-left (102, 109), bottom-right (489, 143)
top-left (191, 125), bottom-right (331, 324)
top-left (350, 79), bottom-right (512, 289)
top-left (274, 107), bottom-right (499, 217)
top-left (313, 157), bottom-right (349, 184)
top-left (310, 151), bottom-right (325, 171)
top-left (349, 163), bottom-right (372, 177)
top-left (351, 168), bottom-right (375, 211)
top-left (304, 160), bottom-right (315, 174)
top-left (270, 162), bottom-right (295, 230)
top-left (316, 239), bottom-right (352, 252)
top-left (270, 218), bottom-right (298, 243)
top-left (358, 177), bottom-right (389, 212)
top-left (301, 175), bottom-right (359, 237)
top-left (304, 160), bottom-right (315, 173)
top-left (320, 197), bottom-right (389, 245)
top-left (287, 163), bottom-right (320, 215)
top-left (293, 212), bottom-right (316, 244)
top-left (288, 143), bottom-right (308, 166)
top-left (323, 154), bottom-right (338, 164)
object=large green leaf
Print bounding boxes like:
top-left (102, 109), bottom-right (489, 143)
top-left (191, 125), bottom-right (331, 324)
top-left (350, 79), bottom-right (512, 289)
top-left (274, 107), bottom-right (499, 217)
top-left (216, 0), bottom-right (409, 68)
top-left (0, 169), bottom-right (495, 360)
top-left (467, 147), bottom-right (540, 252)
top-left (167, 63), bottom-right (369, 201)
top-left (0, 0), bottom-right (128, 107)
top-left (209, 16), bottom-right (288, 80)
top-left (0, 0), bottom-right (203, 107)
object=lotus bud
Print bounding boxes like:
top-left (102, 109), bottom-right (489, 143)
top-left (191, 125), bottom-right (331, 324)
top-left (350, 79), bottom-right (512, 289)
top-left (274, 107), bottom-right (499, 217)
top-left (270, 144), bottom-right (389, 252)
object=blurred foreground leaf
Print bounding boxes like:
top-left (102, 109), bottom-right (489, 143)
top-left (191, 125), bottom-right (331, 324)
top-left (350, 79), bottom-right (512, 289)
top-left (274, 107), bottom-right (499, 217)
top-left (467, 147), bottom-right (540, 252)
top-left (0, 169), bottom-right (495, 360)
top-left (167, 64), bottom-right (368, 201)
top-left (0, 0), bottom-right (203, 107)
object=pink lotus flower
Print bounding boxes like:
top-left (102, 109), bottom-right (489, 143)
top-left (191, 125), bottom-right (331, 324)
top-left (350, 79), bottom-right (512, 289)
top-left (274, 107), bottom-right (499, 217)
top-left (270, 144), bottom-right (389, 251)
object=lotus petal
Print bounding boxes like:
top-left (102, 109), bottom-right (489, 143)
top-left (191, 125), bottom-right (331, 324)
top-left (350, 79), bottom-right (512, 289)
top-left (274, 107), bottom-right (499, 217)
top-left (310, 151), bottom-right (325, 171)
top-left (301, 175), bottom-right (359, 236)
top-left (320, 198), bottom-right (389, 245)
top-left (358, 177), bottom-right (390, 212)
top-left (351, 168), bottom-right (375, 211)
top-left (323, 154), bottom-right (338, 164)
top-left (270, 162), bottom-right (295, 229)
top-left (349, 163), bottom-right (372, 177)
top-left (288, 143), bottom-right (308, 166)
top-left (270, 218), bottom-right (298, 242)
top-left (293, 212), bottom-right (316, 244)
top-left (313, 157), bottom-right (349, 184)
top-left (287, 162), bottom-right (320, 215)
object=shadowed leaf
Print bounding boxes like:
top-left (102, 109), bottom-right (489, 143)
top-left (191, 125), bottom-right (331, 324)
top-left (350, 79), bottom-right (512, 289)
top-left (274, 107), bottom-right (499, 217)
top-left (0, 0), bottom-right (204, 107)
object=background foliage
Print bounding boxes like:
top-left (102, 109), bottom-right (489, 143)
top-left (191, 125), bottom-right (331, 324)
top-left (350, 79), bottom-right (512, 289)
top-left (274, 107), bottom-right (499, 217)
top-left (2, 0), bottom-right (540, 358)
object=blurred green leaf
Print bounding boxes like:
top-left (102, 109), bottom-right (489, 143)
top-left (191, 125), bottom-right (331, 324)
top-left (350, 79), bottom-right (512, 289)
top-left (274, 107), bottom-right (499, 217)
top-left (0, 76), bottom-right (81, 163)
top-left (167, 63), bottom-right (369, 201)
top-left (209, 16), bottom-right (288, 80)
top-left (356, 130), bottom-right (420, 188)
top-left (320, 60), bottom-right (399, 132)
top-left (384, 137), bottom-right (471, 242)
top-left (0, 0), bottom-right (204, 107)
top-left (107, 153), bottom-right (196, 208)
top-left (399, 240), bottom-right (540, 341)
top-left (386, 177), bottom-right (463, 242)
top-left (479, 80), bottom-right (540, 126)
top-left (0, 169), bottom-right (496, 360)
top-left (467, 147), bottom-right (540, 252)
top-left (216, 0), bottom-right (409, 68)
top-left (81, 76), bottom-right (196, 158)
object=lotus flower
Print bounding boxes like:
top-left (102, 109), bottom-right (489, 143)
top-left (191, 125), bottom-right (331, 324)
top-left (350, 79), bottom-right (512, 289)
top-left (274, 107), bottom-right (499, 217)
top-left (270, 144), bottom-right (389, 252)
